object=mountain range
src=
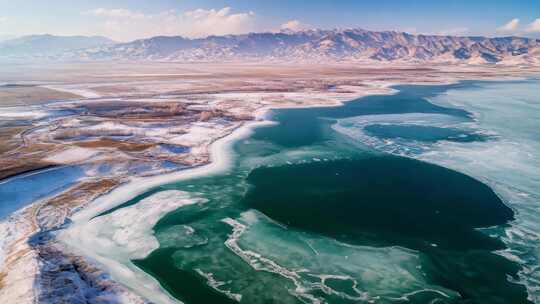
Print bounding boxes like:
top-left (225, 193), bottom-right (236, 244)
top-left (2, 29), bottom-right (540, 64)
top-left (0, 34), bottom-right (114, 57)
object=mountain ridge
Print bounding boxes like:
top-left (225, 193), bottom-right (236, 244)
top-left (78, 28), bottom-right (540, 64)
top-left (0, 34), bottom-right (115, 57)
top-left (3, 29), bottom-right (540, 64)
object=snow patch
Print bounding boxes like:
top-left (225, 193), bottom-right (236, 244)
top-left (0, 107), bottom-right (48, 119)
top-left (43, 85), bottom-right (101, 98)
top-left (59, 190), bottom-right (204, 304)
top-left (44, 147), bottom-right (100, 164)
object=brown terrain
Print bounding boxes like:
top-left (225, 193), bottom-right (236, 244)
top-left (0, 85), bottom-right (79, 107)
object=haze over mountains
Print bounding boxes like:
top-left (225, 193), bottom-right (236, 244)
top-left (2, 28), bottom-right (540, 64)
top-left (0, 35), bottom-right (114, 57)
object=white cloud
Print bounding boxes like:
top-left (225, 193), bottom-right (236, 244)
top-left (0, 16), bottom-right (7, 24)
top-left (85, 8), bottom-right (146, 20)
top-left (526, 18), bottom-right (540, 33)
top-left (84, 7), bottom-right (256, 41)
top-left (280, 20), bottom-right (306, 31)
top-left (436, 27), bottom-right (469, 36)
top-left (181, 7), bottom-right (255, 37)
top-left (497, 18), bottom-right (520, 32)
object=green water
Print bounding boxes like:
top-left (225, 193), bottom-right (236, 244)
top-left (363, 124), bottom-right (489, 143)
top-left (123, 82), bottom-right (531, 303)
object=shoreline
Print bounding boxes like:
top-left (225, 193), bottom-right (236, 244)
top-left (53, 79), bottom-right (449, 303)
top-left (60, 78), bottom-right (409, 223)
top-left (1, 67), bottom-right (539, 303)
top-left (58, 120), bottom-right (268, 304)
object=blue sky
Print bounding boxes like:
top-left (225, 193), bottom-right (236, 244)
top-left (1, 0), bottom-right (539, 41)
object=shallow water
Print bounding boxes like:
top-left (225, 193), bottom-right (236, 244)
top-left (0, 165), bottom-right (84, 219)
top-left (363, 124), bottom-right (489, 143)
top-left (89, 80), bottom-right (539, 303)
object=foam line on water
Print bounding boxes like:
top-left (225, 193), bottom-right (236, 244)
top-left (221, 216), bottom-right (323, 304)
top-left (194, 269), bottom-right (242, 302)
top-left (221, 210), bottom-right (458, 303)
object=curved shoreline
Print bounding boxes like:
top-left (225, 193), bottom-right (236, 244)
top-left (61, 85), bottom-right (403, 224)
top-left (55, 82), bottom-right (446, 303)
top-left (54, 85), bottom-right (399, 303)
top-left (58, 118), bottom-right (275, 303)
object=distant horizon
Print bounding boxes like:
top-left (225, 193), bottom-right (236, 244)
top-left (1, 1), bottom-right (540, 42)
top-left (4, 26), bottom-right (540, 44)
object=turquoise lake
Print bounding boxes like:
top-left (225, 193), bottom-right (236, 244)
top-left (94, 79), bottom-right (539, 303)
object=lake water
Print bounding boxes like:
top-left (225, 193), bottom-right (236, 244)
top-left (90, 79), bottom-right (539, 304)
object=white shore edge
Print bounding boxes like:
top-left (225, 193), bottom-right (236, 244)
top-left (60, 82), bottom-right (402, 224)
top-left (57, 116), bottom-right (276, 304)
